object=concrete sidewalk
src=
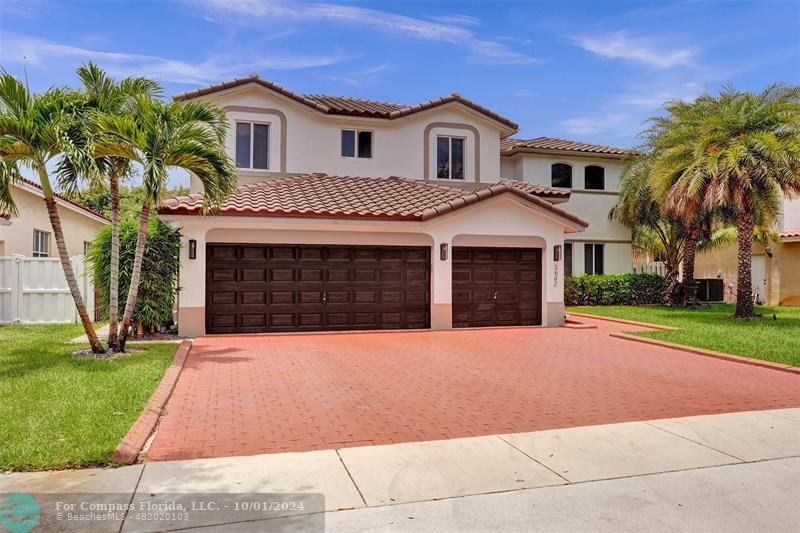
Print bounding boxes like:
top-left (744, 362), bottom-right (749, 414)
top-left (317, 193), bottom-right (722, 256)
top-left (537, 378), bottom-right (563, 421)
top-left (2, 408), bottom-right (799, 532)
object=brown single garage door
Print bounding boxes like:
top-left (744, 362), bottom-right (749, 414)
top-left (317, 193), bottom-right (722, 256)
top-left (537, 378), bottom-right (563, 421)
top-left (206, 244), bottom-right (430, 334)
top-left (452, 247), bottom-right (542, 328)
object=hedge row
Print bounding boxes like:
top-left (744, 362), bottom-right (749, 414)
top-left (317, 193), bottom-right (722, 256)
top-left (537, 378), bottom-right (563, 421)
top-left (565, 273), bottom-right (666, 306)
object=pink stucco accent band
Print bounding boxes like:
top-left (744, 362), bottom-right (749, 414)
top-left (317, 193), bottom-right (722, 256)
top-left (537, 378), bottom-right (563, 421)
top-left (110, 339), bottom-right (193, 464)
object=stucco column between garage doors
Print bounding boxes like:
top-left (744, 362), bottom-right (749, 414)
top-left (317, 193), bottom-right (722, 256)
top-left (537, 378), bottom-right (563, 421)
top-left (169, 195), bottom-right (572, 336)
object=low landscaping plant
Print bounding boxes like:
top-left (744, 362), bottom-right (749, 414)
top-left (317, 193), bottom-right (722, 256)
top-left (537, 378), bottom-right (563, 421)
top-left (88, 218), bottom-right (181, 334)
top-left (565, 273), bottom-right (667, 306)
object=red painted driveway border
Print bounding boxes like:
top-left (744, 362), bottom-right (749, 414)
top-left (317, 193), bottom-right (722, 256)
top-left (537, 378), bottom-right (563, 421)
top-left (111, 339), bottom-right (193, 464)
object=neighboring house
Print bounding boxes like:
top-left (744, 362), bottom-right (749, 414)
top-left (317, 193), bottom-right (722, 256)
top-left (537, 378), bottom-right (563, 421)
top-left (695, 196), bottom-right (800, 306)
top-left (0, 179), bottom-right (108, 257)
top-left (157, 74), bottom-right (637, 336)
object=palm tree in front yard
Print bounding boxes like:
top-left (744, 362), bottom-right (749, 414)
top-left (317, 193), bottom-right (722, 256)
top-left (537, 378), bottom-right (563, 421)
top-left (94, 94), bottom-right (237, 350)
top-left (60, 63), bottom-right (162, 351)
top-left (0, 75), bottom-right (105, 353)
top-left (651, 84), bottom-right (800, 318)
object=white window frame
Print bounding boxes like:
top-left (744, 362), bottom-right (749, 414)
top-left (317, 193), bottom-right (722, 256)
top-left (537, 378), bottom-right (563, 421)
top-left (33, 229), bottom-right (50, 257)
top-left (235, 121), bottom-right (270, 170)
top-left (340, 129), bottom-right (373, 159)
top-left (436, 135), bottom-right (466, 180)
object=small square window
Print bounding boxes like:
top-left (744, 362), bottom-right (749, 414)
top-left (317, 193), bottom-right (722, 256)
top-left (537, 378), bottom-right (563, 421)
top-left (235, 122), bottom-right (269, 169)
top-left (342, 129), bottom-right (372, 158)
top-left (585, 165), bottom-right (605, 190)
top-left (551, 163), bottom-right (572, 188)
top-left (33, 229), bottom-right (50, 257)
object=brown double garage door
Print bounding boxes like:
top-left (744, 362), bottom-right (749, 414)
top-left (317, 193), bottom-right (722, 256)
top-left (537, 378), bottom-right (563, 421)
top-left (205, 244), bottom-right (542, 334)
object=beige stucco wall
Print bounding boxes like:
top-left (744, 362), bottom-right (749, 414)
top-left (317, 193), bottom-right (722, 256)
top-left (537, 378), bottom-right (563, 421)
top-left (188, 83), bottom-right (507, 193)
top-left (163, 194), bottom-right (582, 336)
top-left (0, 186), bottom-right (107, 257)
top-left (693, 240), bottom-right (800, 307)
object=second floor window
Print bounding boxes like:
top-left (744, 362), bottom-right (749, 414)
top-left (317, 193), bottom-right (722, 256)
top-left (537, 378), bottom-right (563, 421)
top-left (437, 136), bottom-right (465, 180)
top-left (33, 229), bottom-right (50, 257)
top-left (551, 163), bottom-right (572, 188)
top-left (235, 122), bottom-right (269, 169)
top-left (585, 165), bottom-right (605, 190)
top-left (341, 130), bottom-right (372, 158)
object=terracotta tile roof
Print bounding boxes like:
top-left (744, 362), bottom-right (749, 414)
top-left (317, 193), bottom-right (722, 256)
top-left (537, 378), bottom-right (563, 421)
top-left (303, 95), bottom-right (406, 118)
top-left (780, 228), bottom-right (800, 239)
top-left (158, 173), bottom-right (585, 227)
top-left (501, 137), bottom-right (634, 156)
top-left (173, 74), bottom-right (518, 131)
top-left (19, 178), bottom-right (110, 221)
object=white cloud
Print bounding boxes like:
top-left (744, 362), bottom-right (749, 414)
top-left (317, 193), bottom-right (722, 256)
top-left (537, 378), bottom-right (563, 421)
top-left (322, 63), bottom-right (392, 87)
top-left (191, 0), bottom-right (537, 64)
top-left (572, 31), bottom-right (697, 69)
top-left (616, 82), bottom-right (704, 108)
top-left (560, 113), bottom-right (627, 136)
top-left (427, 14), bottom-right (481, 27)
top-left (0, 33), bottom-right (351, 84)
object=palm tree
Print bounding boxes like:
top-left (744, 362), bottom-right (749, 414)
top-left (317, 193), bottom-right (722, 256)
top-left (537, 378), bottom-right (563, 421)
top-left (0, 74), bottom-right (105, 353)
top-left (60, 63), bottom-right (162, 351)
top-left (651, 84), bottom-right (800, 318)
top-left (94, 94), bottom-right (237, 349)
top-left (613, 152), bottom-right (736, 305)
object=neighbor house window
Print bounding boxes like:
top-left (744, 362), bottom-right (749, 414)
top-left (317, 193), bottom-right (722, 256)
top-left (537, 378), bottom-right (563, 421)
top-left (437, 136), bottom-right (465, 180)
top-left (235, 122), bottom-right (269, 169)
top-left (585, 165), bottom-right (605, 190)
top-left (341, 129), bottom-right (372, 158)
top-left (584, 243), bottom-right (604, 275)
top-left (83, 241), bottom-right (91, 254)
top-left (33, 229), bottom-right (50, 257)
top-left (564, 243), bottom-right (573, 276)
top-left (551, 163), bottom-right (572, 188)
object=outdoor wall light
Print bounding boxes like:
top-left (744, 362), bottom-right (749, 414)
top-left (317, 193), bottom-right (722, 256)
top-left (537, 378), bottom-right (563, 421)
top-left (440, 243), bottom-right (448, 261)
top-left (554, 245), bottom-right (562, 262)
top-left (189, 239), bottom-right (197, 260)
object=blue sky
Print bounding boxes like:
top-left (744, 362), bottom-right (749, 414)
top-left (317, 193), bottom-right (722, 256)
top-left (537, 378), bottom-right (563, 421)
top-left (2, 0), bottom-right (799, 186)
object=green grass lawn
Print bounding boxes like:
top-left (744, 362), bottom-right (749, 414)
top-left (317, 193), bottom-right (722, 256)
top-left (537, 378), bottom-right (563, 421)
top-left (568, 304), bottom-right (800, 367)
top-left (0, 324), bottom-right (176, 472)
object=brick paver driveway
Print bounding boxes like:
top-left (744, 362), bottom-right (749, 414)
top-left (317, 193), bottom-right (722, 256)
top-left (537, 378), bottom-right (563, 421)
top-left (147, 318), bottom-right (800, 461)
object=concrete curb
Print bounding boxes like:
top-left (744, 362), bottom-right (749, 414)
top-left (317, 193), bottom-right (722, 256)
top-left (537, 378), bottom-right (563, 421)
top-left (567, 312), bottom-right (680, 331)
top-left (110, 339), bottom-right (193, 464)
top-left (609, 333), bottom-right (800, 376)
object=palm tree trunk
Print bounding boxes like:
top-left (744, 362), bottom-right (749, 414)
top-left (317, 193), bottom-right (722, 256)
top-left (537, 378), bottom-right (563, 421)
top-left (734, 198), bottom-right (756, 318)
top-left (117, 200), bottom-right (150, 351)
top-left (107, 173), bottom-right (120, 351)
top-left (681, 228), bottom-right (698, 306)
top-left (39, 168), bottom-right (105, 354)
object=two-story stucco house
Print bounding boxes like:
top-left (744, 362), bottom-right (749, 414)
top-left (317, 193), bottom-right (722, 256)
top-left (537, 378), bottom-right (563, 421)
top-left (158, 74), bottom-right (634, 337)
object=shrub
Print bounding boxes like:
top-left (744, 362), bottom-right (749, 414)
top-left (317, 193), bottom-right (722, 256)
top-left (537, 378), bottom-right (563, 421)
top-left (565, 273), bottom-right (666, 306)
top-left (87, 218), bottom-right (181, 333)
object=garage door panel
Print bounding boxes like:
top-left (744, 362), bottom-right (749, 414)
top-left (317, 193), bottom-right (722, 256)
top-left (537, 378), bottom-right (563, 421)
top-left (241, 246), bottom-right (267, 259)
top-left (452, 246), bottom-right (542, 328)
top-left (207, 244), bottom-right (430, 333)
top-left (270, 269), bottom-right (294, 282)
top-left (211, 246), bottom-right (237, 260)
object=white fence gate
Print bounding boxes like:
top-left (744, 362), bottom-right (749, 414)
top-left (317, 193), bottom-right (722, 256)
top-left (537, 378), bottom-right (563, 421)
top-left (0, 255), bottom-right (95, 324)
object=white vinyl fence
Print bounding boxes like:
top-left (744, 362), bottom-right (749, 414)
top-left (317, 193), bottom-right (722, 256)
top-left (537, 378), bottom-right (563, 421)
top-left (0, 255), bottom-right (94, 324)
